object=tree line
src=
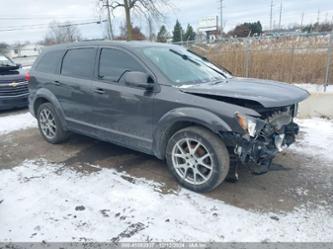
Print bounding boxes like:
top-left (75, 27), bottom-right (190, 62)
top-left (38, 19), bottom-right (197, 45)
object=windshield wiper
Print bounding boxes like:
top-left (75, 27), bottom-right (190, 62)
top-left (169, 49), bottom-right (201, 66)
top-left (187, 49), bottom-right (233, 77)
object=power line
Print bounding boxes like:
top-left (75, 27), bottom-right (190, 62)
top-left (0, 20), bottom-right (106, 33)
top-left (0, 16), bottom-right (94, 20)
top-left (0, 19), bottom-right (100, 30)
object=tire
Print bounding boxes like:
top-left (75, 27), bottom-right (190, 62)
top-left (166, 126), bottom-right (230, 192)
top-left (37, 102), bottom-right (69, 144)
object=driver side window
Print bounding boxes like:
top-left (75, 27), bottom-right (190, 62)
top-left (98, 48), bottom-right (145, 82)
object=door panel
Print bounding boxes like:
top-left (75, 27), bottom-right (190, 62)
top-left (57, 47), bottom-right (97, 126)
top-left (81, 47), bottom-right (154, 152)
top-left (90, 80), bottom-right (154, 152)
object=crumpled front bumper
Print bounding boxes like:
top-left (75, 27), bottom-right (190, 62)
top-left (222, 121), bottom-right (299, 174)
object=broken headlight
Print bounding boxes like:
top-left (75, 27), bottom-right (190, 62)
top-left (235, 113), bottom-right (257, 137)
top-left (293, 104), bottom-right (299, 117)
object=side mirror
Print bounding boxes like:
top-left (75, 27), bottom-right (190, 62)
top-left (123, 71), bottom-right (154, 90)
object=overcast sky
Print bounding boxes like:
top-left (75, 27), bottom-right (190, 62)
top-left (0, 0), bottom-right (333, 44)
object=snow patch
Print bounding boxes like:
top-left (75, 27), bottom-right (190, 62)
top-left (294, 83), bottom-right (333, 93)
top-left (290, 118), bottom-right (333, 162)
top-left (0, 160), bottom-right (332, 242)
top-left (0, 112), bottom-right (37, 135)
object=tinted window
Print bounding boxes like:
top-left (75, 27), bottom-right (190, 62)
top-left (99, 48), bottom-right (145, 82)
top-left (35, 50), bottom-right (64, 73)
top-left (61, 48), bottom-right (95, 78)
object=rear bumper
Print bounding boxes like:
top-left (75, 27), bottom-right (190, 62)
top-left (0, 94), bottom-right (29, 110)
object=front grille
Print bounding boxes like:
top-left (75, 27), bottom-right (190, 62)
top-left (0, 81), bottom-right (29, 97)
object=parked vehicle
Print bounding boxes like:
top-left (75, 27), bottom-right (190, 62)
top-left (0, 54), bottom-right (29, 110)
top-left (28, 41), bottom-right (309, 192)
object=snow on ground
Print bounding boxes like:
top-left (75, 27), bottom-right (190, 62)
top-left (290, 118), bottom-right (333, 162)
top-left (0, 112), bottom-right (332, 242)
top-left (0, 112), bottom-right (37, 135)
top-left (0, 159), bottom-right (332, 242)
top-left (294, 83), bottom-right (333, 93)
top-left (1, 111), bottom-right (332, 163)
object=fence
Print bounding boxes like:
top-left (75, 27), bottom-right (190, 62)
top-left (178, 32), bottom-right (333, 91)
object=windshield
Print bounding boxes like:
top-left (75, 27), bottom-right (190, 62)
top-left (0, 55), bottom-right (15, 67)
top-left (141, 47), bottom-right (231, 86)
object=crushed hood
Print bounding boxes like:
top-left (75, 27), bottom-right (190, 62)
top-left (180, 77), bottom-right (310, 108)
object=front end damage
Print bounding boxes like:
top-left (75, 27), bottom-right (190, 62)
top-left (222, 105), bottom-right (299, 174)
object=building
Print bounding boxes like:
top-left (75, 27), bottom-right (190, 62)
top-left (7, 44), bottom-right (44, 58)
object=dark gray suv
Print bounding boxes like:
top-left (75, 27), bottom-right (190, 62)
top-left (28, 41), bottom-right (309, 192)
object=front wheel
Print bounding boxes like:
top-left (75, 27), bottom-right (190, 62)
top-left (166, 126), bottom-right (230, 192)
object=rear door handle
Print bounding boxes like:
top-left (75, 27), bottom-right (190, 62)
top-left (94, 88), bottom-right (105, 94)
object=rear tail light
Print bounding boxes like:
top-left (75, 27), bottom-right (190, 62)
top-left (25, 71), bottom-right (31, 81)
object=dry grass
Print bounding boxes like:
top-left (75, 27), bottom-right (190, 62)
top-left (190, 36), bottom-right (333, 84)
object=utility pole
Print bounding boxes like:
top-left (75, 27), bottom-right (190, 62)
top-left (300, 12), bottom-right (304, 29)
top-left (278, 0), bottom-right (282, 30)
top-left (148, 17), bottom-right (153, 41)
top-left (105, 0), bottom-right (113, 40)
top-left (270, 0), bottom-right (274, 31)
top-left (219, 0), bottom-right (223, 38)
top-left (317, 9), bottom-right (320, 24)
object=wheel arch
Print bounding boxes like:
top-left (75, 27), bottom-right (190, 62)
top-left (32, 88), bottom-right (68, 130)
top-left (153, 107), bottom-right (232, 159)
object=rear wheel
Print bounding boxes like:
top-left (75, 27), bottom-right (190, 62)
top-left (37, 103), bottom-right (69, 144)
top-left (166, 126), bottom-right (230, 192)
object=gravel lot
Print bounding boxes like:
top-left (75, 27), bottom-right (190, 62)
top-left (0, 108), bottom-right (332, 242)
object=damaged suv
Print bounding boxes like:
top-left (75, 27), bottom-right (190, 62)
top-left (29, 41), bottom-right (309, 192)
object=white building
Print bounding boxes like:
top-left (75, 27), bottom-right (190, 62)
top-left (7, 44), bottom-right (44, 58)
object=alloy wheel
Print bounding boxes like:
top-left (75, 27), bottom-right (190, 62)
top-left (171, 138), bottom-right (213, 185)
top-left (39, 108), bottom-right (57, 140)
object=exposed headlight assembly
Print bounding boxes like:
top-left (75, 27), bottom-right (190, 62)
top-left (293, 104), bottom-right (299, 117)
top-left (235, 112), bottom-right (257, 137)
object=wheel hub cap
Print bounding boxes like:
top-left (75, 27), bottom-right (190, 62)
top-left (171, 138), bottom-right (213, 185)
top-left (39, 108), bottom-right (56, 140)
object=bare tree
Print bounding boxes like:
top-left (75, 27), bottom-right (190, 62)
top-left (0, 43), bottom-right (10, 55)
top-left (43, 21), bottom-right (82, 45)
top-left (105, 0), bottom-right (171, 40)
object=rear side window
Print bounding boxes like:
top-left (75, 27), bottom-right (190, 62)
top-left (99, 48), bottom-right (145, 82)
top-left (35, 50), bottom-right (64, 73)
top-left (61, 48), bottom-right (95, 79)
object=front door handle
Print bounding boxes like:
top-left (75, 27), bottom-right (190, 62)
top-left (53, 80), bottom-right (61, 86)
top-left (94, 88), bottom-right (105, 94)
